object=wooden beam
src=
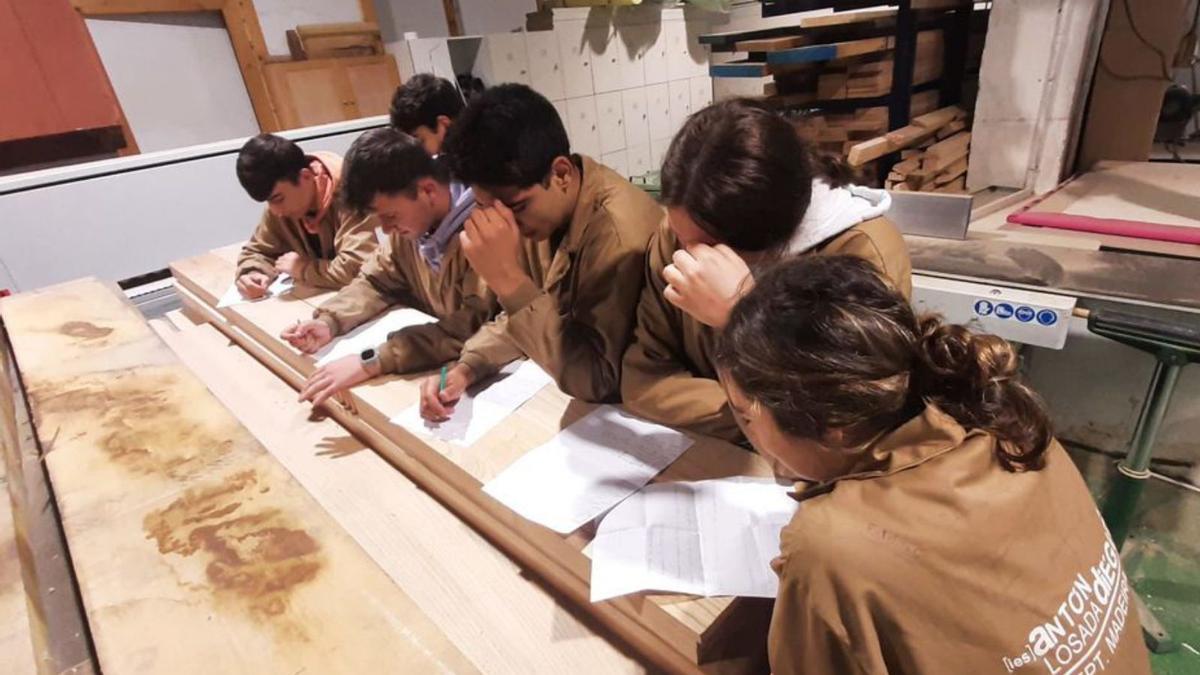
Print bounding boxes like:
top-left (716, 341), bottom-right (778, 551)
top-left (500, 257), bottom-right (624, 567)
top-left (71, 0), bottom-right (225, 14)
top-left (221, 0), bottom-right (281, 131)
top-left (441, 0), bottom-right (462, 37)
top-left (356, 0), bottom-right (377, 24)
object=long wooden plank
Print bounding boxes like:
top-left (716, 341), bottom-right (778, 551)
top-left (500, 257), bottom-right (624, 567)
top-left (0, 443), bottom-right (37, 675)
top-left (170, 252), bottom-right (775, 672)
top-left (150, 314), bottom-right (645, 673)
top-left (0, 279), bottom-right (479, 675)
top-left (0, 322), bottom-right (95, 674)
top-left (765, 36), bottom-right (893, 65)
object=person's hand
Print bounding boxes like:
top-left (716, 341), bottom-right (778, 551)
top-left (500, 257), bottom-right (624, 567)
top-left (419, 363), bottom-right (476, 422)
top-left (281, 319), bottom-right (333, 354)
top-left (459, 203), bottom-right (527, 297)
top-left (298, 353), bottom-right (379, 408)
top-left (236, 271), bottom-right (272, 299)
top-left (662, 244), bottom-right (753, 329)
top-left (274, 251), bottom-right (307, 278)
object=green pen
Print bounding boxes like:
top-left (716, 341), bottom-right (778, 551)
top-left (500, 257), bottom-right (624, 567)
top-left (438, 365), bottom-right (448, 393)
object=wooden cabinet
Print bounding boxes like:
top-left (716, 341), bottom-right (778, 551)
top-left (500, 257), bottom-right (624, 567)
top-left (264, 55), bottom-right (400, 131)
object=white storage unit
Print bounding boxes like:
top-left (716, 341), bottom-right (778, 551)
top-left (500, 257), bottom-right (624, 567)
top-left (387, 6), bottom-right (719, 178)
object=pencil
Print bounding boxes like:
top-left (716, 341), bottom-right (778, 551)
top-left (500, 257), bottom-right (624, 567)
top-left (438, 365), bottom-right (448, 393)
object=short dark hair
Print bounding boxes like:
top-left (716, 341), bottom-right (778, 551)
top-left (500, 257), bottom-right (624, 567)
top-left (236, 133), bottom-right (309, 202)
top-left (443, 83), bottom-right (570, 189)
top-left (341, 127), bottom-right (450, 213)
top-left (389, 74), bottom-right (465, 133)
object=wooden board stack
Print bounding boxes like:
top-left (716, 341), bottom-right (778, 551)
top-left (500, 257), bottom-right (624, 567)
top-left (794, 89), bottom-right (940, 157)
top-left (846, 104), bottom-right (971, 193)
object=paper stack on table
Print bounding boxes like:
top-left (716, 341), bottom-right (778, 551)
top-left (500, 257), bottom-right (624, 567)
top-left (390, 360), bottom-right (554, 447)
top-left (314, 308), bottom-right (436, 366)
top-left (589, 477), bottom-right (798, 602)
top-left (482, 406), bottom-right (694, 534)
top-left (216, 273), bottom-right (293, 308)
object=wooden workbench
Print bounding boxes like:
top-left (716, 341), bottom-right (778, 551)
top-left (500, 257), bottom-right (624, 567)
top-left (168, 245), bottom-right (775, 673)
top-left (0, 277), bottom-right (658, 674)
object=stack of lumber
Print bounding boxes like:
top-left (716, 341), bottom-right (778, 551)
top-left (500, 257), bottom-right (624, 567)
top-left (795, 89), bottom-right (940, 156)
top-left (846, 105), bottom-right (971, 193)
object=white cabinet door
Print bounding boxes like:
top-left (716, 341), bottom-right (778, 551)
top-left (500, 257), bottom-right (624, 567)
top-left (588, 28), bottom-right (623, 94)
top-left (621, 87), bottom-right (651, 149)
top-left (627, 143), bottom-right (653, 176)
top-left (664, 20), bottom-right (692, 82)
top-left (601, 150), bottom-right (629, 179)
top-left (618, 29), bottom-right (646, 89)
top-left (557, 21), bottom-right (594, 99)
top-left (526, 31), bottom-right (564, 100)
top-left (595, 91), bottom-right (625, 155)
top-left (566, 96), bottom-right (601, 158)
top-left (685, 21), bottom-right (710, 78)
top-left (410, 38), bottom-right (455, 85)
top-left (689, 76), bottom-right (713, 112)
top-left (668, 79), bottom-right (693, 137)
top-left (646, 82), bottom-right (673, 141)
top-left (485, 32), bottom-right (530, 86)
top-left (643, 24), bottom-right (670, 84)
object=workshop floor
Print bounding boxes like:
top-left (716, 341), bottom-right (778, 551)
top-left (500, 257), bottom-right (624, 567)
top-left (1067, 448), bottom-right (1200, 674)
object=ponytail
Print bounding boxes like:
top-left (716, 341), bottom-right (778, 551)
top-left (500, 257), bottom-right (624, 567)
top-left (717, 255), bottom-right (1054, 472)
top-left (913, 319), bottom-right (1052, 472)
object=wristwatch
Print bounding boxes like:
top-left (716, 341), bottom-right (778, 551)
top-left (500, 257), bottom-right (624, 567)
top-left (360, 347), bottom-right (381, 371)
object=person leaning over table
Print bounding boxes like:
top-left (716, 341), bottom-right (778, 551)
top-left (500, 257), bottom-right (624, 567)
top-left (388, 72), bottom-right (465, 156)
top-left (416, 84), bottom-right (662, 421)
top-left (621, 98), bottom-right (911, 444)
top-left (281, 127), bottom-right (497, 408)
top-left (714, 254), bottom-right (1151, 675)
top-left (233, 133), bottom-right (377, 299)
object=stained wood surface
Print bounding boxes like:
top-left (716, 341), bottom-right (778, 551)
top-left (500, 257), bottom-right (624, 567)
top-left (0, 278), bottom-right (479, 674)
top-left (150, 312), bottom-right (645, 674)
top-left (170, 248), bottom-right (776, 672)
top-left (0, 446), bottom-right (36, 675)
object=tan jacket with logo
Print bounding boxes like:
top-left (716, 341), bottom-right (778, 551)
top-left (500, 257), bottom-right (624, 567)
top-left (457, 156), bottom-right (662, 402)
top-left (312, 231), bottom-right (499, 374)
top-left (621, 216), bottom-right (912, 441)
top-left (236, 152), bottom-right (378, 290)
top-left (770, 405), bottom-right (1150, 675)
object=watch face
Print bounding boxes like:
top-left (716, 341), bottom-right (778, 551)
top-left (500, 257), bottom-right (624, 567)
top-left (361, 348), bottom-right (377, 361)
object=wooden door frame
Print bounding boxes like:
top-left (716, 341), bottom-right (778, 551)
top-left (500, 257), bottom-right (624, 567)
top-left (71, 0), bottom-right (283, 131)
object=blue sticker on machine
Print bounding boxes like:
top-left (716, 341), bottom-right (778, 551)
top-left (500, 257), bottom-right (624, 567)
top-left (1037, 309), bottom-right (1058, 326)
top-left (974, 300), bottom-right (994, 316)
top-left (1015, 306), bottom-right (1035, 323)
top-left (995, 303), bottom-right (1014, 319)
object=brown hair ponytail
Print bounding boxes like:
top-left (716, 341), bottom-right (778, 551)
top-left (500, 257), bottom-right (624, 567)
top-left (913, 320), bottom-right (1051, 471)
top-left (715, 255), bottom-right (1053, 472)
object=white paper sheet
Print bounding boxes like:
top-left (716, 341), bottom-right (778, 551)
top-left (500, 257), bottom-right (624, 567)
top-left (216, 273), bottom-right (294, 308)
top-left (313, 307), bottom-right (436, 367)
top-left (482, 406), bottom-right (694, 534)
top-left (390, 360), bottom-right (554, 447)
top-left (589, 477), bottom-right (798, 602)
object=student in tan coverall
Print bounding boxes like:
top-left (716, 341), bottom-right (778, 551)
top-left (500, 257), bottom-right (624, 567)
top-left (715, 255), bottom-right (1151, 675)
top-left (389, 73), bottom-right (465, 156)
top-left (279, 128), bottom-right (495, 408)
top-left (418, 84), bottom-right (661, 420)
top-left (234, 134), bottom-right (377, 297)
top-left (621, 99), bottom-right (911, 443)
